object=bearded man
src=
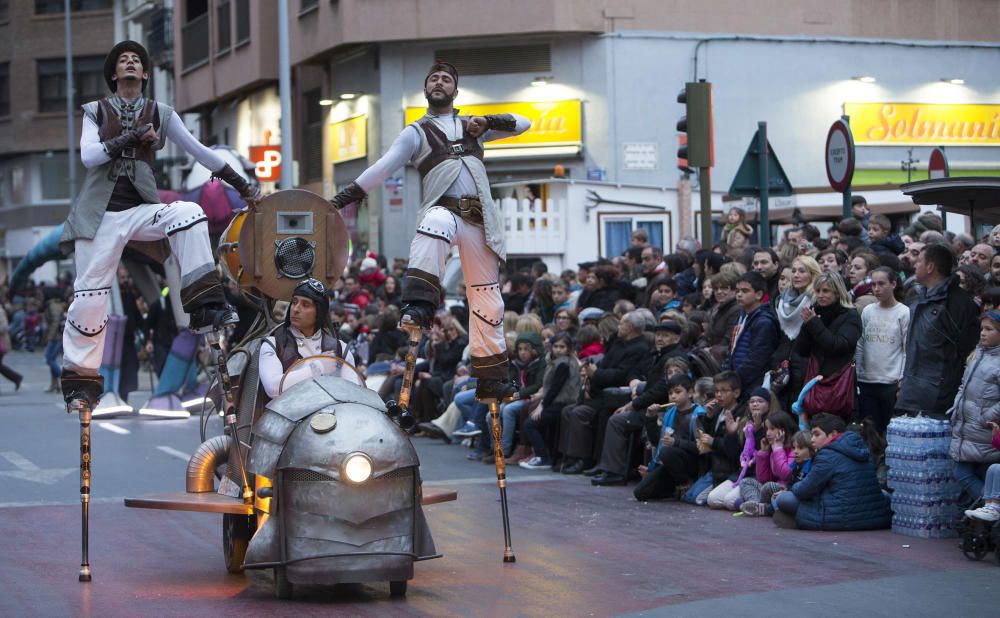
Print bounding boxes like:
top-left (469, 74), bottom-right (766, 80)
top-left (328, 61), bottom-right (530, 402)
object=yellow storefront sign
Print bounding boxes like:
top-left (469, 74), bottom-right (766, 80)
top-left (845, 102), bottom-right (1000, 146)
top-left (329, 115), bottom-right (367, 163)
top-left (404, 100), bottom-right (582, 148)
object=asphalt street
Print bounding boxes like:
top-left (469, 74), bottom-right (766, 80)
top-left (0, 349), bottom-right (997, 616)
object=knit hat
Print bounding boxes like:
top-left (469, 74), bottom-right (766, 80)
top-left (361, 257), bottom-right (378, 271)
top-left (748, 387), bottom-right (771, 402)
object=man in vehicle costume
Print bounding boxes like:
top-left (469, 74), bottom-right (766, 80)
top-left (329, 61), bottom-right (530, 401)
top-left (60, 40), bottom-right (260, 407)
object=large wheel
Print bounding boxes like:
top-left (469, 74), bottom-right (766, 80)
top-left (275, 567), bottom-right (293, 600)
top-left (222, 514), bottom-right (254, 573)
top-left (389, 580), bottom-right (407, 597)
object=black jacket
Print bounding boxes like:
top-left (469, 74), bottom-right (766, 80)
top-left (699, 402), bottom-right (747, 485)
top-left (630, 343), bottom-right (688, 412)
top-left (577, 286), bottom-right (622, 313)
top-left (896, 276), bottom-right (980, 416)
top-left (795, 304), bottom-right (862, 377)
top-left (589, 333), bottom-right (653, 394)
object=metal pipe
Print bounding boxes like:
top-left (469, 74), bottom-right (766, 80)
top-left (277, 0), bottom-right (293, 189)
top-left (77, 400), bottom-right (92, 582)
top-left (186, 435), bottom-right (230, 493)
top-left (487, 400), bottom-right (516, 563)
top-left (64, 0), bottom-right (76, 203)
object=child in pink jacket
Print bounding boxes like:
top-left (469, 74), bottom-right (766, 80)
top-left (739, 410), bottom-right (800, 516)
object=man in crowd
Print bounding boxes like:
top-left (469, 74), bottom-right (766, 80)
top-left (751, 247), bottom-right (781, 305)
top-left (895, 244), bottom-right (979, 418)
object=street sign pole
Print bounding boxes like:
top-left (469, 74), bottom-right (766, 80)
top-left (841, 115), bottom-right (852, 219)
top-left (700, 167), bottom-right (712, 251)
top-left (756, 122), bottom-right (770, 247)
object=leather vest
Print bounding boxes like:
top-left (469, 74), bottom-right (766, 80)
top-left (273, 325), bottom-right (342, 372)
top-left (415, 117), bottom-right (484, 178)
top-left (96, 98), bottom-right (160, 169)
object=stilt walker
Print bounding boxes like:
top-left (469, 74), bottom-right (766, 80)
top-left (330, 61), bottom-right (530, 562)
top-left (60, 40), bottom-right (260, 580)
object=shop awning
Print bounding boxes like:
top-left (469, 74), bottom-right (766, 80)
top-left (901, 177), bottom-right (1000, 226)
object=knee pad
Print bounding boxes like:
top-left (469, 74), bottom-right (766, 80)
top-left (66, 287), bottom-right (111, 336)
top-left (162, 201), bottom-right (208, 236)
top-left (468, 281), bottom-right (503, 327)
top-left (415, 207), bottom-right (457, 243)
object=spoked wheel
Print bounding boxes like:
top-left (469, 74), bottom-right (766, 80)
top-left (275, 566), bottom-right (293, 600)
top-left (389, 580), bottom-right (407, 597)
top-left (961, 533), bottom-right (989, 561)
top-left (223, 513), bottom-right (255, 573)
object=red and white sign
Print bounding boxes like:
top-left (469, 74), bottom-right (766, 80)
top-left (249, 145), bottom-right (282, 182)
top-left (928, 147), bottom-right (949, 179)
top-left (825, 119), bottom-right (855, 193)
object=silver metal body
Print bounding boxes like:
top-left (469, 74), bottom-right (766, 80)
top-left (243, 374), bottom-right (437, 586)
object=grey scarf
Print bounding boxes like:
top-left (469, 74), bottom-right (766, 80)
top-left (775, 288), bottom-right (812, 340)
top-left (106, 94), bottom-right (146, 183)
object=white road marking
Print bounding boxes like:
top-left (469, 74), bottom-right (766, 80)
top-left (156, 446), bottom-right (191, 461)
top-left (0, 451), bottom-right (76, 485)
top-left (97, 422), bottom-right (130, 435)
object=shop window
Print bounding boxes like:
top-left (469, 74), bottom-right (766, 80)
top-left (40, 152), bottom-right (86, 200)
top-left (0, 63), bottom-right (9, 118)
top-left (434, 44), bottom-right (550, 76)
top-left (35, 0), bottom-right (111, 13)
top-left (37, 56), bottom-right (104, 113)
top-left (217, 0), bottom-right (231, 55)
top-left (235, 0), bottom-right (250, 44)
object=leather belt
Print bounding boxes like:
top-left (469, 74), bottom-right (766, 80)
top-left (438, 195), bottom-right (484, 226)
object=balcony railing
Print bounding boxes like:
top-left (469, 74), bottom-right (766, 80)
top-left (181, 12), bottom-right (209, 72)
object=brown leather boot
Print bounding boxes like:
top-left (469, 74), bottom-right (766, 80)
top-left (504, 444), bottom-right (532, 465)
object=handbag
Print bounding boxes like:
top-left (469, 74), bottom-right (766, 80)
top-left (802, 355), bottom-right (856, 420)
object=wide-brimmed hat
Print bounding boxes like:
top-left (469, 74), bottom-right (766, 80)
top-left (104, 40), bottom-right (150, 93)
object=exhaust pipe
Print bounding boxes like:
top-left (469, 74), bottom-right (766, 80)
top-left (186, 435), bottom-right (230, 493)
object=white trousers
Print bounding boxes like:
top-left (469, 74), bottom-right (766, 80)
top-left (406, 206), bottom-right (506, 378)
top-left (63, 201), bottom-right (214, 373)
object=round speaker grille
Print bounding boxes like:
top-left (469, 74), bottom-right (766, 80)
top-left (274, 237), bottom-right (315, 278)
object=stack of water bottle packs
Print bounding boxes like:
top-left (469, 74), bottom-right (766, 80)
top-left (886, 416), bottom-right (962, 538)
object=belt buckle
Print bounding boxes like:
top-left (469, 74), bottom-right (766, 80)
top-left (121, 146), bottom-right (136, 159)
top-left (450, 144), bottom-right (465, 155)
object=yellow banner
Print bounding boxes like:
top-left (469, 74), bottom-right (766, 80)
top-left (329, 115), bottom-right (367, 163)
top-left (404, 100), bottom-right (582, 147)
top-left (845, 102), bottom-right (1000, 146)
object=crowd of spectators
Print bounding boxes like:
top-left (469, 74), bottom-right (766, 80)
top-left (6, 195), bottom-right (1000, 530)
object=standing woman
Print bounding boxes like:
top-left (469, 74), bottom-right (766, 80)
top-left (796, 272), bottom-right (863, 421)
top-left (855, 267), bottom-right (910, 434)
top-left (847, 250), bottom-right (881, 312)
top-left (772, 256), bottom-right (822, 406)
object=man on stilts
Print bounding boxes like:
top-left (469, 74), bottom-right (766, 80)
top-left (61, 40), bottom-right (259, 581)
top-left (330, 61), bottom-right (529, 561)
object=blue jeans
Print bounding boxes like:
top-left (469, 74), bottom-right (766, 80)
top-left (44, 340), bottom-right (62, 379)
top-left (489, 399), bottom-right (526, 456)
top-left (775, 490), bottom-right (799, 515)
top-left (983, 464), bottom-right (1000, 502)
top-left (454, 389), bottom-right (489, 454)
top-left (953, 460), bottom-right (988, 503)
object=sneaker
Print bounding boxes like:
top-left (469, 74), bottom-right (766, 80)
top-left (965, 505), bottom-right (1000, 522)
top-left (453, 422), bottom-right (482, 438)
top-left (694, 486), bottom-right (712, 506)
top-left (475, 379), bottom-right (518, 402)
top-left (519, 456), bottom-right (552, 470)
top-left (740, 501), bottom-right (768, 517)
top-left (399, 302), bottom-right (435, 331)
top-left (189, 305), bottom-right (239, 333)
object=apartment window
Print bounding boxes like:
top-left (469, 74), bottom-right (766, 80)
top-left (0, 63), bottom-right (9, 118)
top-left (0, 0), bottom-right (9, 22)
top-left (235, 0), bottom-right (250, 44)
top-left (301, 89), bottom-right (323, 182)
top-left (216, 0), bottom-right (232, 55)
top-left (299, 0), bottom-right (318, 14)
top-left (182, 0), bottom-right (210, 70)
top-left (35, 0), bottom-right (112, 14)
top-left (37, 56), bottom-right (104, 113)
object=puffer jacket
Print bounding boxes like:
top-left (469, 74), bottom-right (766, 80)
top-left (948, 344), bottom-right (1000, 464)
top-left (896, 276), bottom-right (980, 416)
top-left (791, 431), bottom-right (891, 531)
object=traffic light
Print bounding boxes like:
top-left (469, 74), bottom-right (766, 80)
top-left (677, 81), bottom-right (714, 169)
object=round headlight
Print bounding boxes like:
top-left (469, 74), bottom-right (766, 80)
top-left (343, 453), bottom-right (373, 484)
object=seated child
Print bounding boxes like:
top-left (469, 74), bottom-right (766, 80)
top-left (701, 371), bottom-right (747, 509)
top-left (633, 375), bottom-right (706, 501)
top-left (964, 421), bottom-right (1000, 522)
top-left (739, 411), bottom-right (800, 516)
top-left (773, 413), bottom-right (891, 531)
